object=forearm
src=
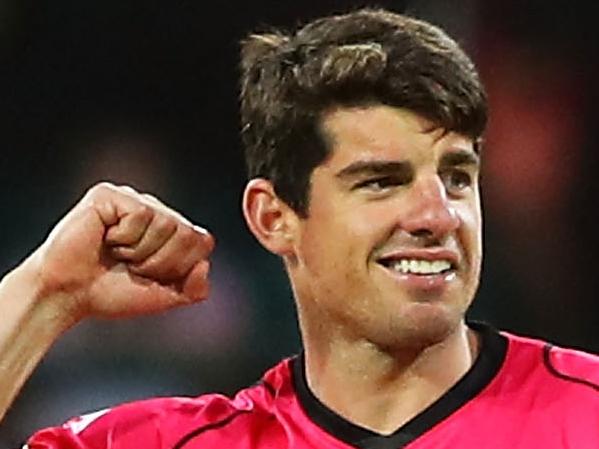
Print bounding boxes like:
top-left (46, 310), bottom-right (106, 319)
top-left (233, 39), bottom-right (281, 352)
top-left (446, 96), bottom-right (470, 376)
top-left (0, 183), bottom-right (213, 425)
top-left (0, 255), bottom-right (74, 422)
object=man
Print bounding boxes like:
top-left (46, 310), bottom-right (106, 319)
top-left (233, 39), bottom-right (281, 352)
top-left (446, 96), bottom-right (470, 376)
top-left (1, 7), bottom-right (598, 449)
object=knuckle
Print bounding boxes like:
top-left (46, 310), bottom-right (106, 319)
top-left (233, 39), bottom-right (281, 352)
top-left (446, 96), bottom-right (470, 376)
top-left (134, 203), bottom-right (154, 221)
top-left (142, 193), bottom-right (164, 207)
top-left (86, 181), bottom-right (116, 199)
top-left (94, 181), bottom-right (117, 191)
top-left (193, 226), bottom-right (216, 253)
top-left (154, 214), bottom-right (178, 237)
top-left (203, 232), bottom-right (216, 254)
top-left (117, 184), bottom-right (139, 196)
top-left (178, 224), bottom-right (197, 244)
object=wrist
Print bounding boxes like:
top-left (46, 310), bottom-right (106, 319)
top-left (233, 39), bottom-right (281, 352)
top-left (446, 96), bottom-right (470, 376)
top-left (0, 252), bottom-right (79, 420)
top-left (1, 252), bottom-right (81, 335)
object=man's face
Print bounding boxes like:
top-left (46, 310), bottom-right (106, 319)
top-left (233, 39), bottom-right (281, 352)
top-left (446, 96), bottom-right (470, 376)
top-left (289, 105), bottom-right (482, 349)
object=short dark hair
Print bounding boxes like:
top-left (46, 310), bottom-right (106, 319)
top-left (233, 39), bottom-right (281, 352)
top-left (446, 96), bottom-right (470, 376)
top-left (240, 8), bottom-right (487, 216)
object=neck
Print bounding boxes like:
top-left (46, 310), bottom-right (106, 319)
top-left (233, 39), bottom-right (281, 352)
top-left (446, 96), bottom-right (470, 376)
top-left (301, 321), bottom-right (479, 435)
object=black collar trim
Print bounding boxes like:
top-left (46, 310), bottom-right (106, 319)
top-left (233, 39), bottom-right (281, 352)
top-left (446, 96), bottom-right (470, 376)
top-left (291, 322), bottom-right (508, 449)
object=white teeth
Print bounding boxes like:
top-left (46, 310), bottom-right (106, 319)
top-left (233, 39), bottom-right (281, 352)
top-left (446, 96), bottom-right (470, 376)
top-left (401, 259), bottom-right (409, 272)
top-left (389, 259), bottom-right (452, 275)
top-left (409, 260), bottom-right (420, 272)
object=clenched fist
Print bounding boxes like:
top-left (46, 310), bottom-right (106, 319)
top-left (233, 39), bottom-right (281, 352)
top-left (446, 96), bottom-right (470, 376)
top-left (30, 182), bottom-right (215, 322)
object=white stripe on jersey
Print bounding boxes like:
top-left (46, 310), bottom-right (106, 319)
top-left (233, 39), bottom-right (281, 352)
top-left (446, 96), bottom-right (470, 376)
top-left (65, 408), bottom-right (110, 435)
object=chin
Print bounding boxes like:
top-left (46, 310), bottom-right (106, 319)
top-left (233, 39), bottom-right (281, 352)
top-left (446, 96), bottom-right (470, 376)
top-left (371, 302), bottom-right (465, 352)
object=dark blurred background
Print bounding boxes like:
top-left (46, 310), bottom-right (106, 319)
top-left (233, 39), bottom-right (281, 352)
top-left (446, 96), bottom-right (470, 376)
top-left (1, 0), bottom-right (598, 445)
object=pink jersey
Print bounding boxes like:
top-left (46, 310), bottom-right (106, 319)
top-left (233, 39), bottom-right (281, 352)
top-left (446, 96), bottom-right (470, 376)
top-left (26, 323), bottom-right (599, 449)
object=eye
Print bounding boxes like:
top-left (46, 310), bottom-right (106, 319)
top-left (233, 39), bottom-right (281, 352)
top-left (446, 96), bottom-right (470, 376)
top-left (354, 175), bottom-right (406, 192)
top-left (441, 169), bottom-right (473, 194)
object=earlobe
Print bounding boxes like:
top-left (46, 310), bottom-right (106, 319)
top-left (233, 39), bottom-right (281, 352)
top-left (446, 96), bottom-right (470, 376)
top-left (242, 179), bottom-right (296, 256)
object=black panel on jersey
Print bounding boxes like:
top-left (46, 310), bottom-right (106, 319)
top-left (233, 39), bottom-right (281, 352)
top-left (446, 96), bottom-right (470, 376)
top-left (292, 322), bottom-right (508, 449)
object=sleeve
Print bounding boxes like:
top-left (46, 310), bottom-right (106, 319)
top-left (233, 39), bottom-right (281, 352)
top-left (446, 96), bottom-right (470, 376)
top-left (23, 395), bottom-right (241, 449)
top-left (25, 408), bottom-right (112, 449)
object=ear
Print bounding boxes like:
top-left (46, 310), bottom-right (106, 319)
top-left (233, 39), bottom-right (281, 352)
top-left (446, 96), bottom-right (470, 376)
top-left (242, 178), bottom-right (297, 256)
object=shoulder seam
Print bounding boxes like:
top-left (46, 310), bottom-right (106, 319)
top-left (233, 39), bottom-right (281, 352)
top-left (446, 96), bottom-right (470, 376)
top-left (543, 344), bottom-right (599, 392)
top-left (262, 380), bottom-right (277, 398)
top-left (171, 409), bottom-right (249, 449)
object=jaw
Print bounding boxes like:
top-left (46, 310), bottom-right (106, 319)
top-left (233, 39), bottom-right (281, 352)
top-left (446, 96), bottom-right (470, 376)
top-left (288, 244), bottom-right (478, 355)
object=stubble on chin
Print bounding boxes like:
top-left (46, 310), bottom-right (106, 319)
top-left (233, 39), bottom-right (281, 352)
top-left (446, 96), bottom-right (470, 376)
top-left (366, 304), bottom-right (466, 355)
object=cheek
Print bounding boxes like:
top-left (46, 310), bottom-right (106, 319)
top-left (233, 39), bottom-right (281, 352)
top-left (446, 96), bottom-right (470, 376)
top-left (300, 216), bottom-right (352, 269)
top-left (298, 207), bottom-right (377, 275)
top-left (456, 200), bottom-right (483, 265)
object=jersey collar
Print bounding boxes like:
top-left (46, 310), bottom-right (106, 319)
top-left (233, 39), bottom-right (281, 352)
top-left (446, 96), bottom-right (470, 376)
top-left (291, 321), bottom-right (508, 449)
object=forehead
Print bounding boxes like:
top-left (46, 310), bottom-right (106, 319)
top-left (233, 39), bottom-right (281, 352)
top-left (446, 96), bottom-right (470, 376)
top-left (320, 105), bottom-right (475, 165)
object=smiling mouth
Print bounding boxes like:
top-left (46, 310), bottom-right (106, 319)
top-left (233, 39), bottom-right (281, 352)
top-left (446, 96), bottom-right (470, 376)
top-left (377, 258), bottom-right (455, 275)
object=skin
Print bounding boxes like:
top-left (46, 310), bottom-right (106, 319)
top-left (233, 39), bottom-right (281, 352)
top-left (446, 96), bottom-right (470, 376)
top-left (0, 105), bottom-right (481, 436)
top-left (0, 183), bottom-right (214, 420)
top-left (245, 104), bottom-right (482, 433)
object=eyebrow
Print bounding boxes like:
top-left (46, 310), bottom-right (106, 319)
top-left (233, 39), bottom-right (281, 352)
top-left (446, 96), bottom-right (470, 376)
top-left (439, 150), bottom-right (480, 168)
top-left (335, 150), bottom-right (479, 180)
top-left (335, 160), bottom-right (411, 180)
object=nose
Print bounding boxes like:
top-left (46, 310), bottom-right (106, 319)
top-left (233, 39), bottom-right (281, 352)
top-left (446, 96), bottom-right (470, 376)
top-left (400, 175), bottom-right (459, 240)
